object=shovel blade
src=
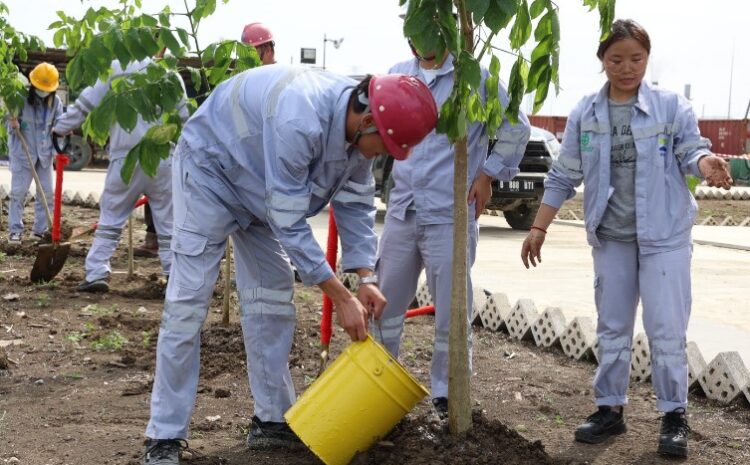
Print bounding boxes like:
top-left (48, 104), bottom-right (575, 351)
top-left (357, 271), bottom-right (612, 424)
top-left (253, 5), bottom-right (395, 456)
top-left (30, 242), bottom-right (71, 283)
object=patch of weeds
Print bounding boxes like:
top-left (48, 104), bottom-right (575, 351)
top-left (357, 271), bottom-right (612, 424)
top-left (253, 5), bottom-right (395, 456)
top-left (141, 330), bottom-right (153, 349)
top-left (82, 303), bottom-right (117, 316)
top-left (0, 410), bottom-right (6, 433)
top-left (66, 322), bottom-right (97, 347)
top-left (34, 280), bottom-right (58, 290)
top-left (304, 374), bottom-right (316, 386)
top-left (0, 251), bottom-right (7, 263)
top-left (536, 414), bottom-right (549, 422)
top-left (36, 293), bottom-right (51, 308)
top-left (516, 424), bottom-right (528, 432)
top-left (64, 373), bottom-right (84, 380)
top-left (554, 414), bottom-right (564, 426)
top-left (90, 331), bottom-right (128, 351)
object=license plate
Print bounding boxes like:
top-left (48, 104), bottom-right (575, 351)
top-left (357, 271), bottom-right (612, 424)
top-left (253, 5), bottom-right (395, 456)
top-left (498, 180), bottom-right (537, 192)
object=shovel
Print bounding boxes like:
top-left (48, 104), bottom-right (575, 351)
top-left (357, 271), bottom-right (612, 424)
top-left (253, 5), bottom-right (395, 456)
top-left (30, 135), bottom-right (70, 283)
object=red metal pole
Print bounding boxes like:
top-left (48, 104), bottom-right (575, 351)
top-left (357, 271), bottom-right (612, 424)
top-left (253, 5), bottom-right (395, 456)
top-left (52, 154), bottom-right (69, 243)
top-left (405, 305), bottom-right (435, 319)
top-left (321, 207), bottom-right (338, 348)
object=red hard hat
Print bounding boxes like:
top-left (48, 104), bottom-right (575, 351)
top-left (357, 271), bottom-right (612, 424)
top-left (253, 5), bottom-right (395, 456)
top-left (368, 74), bottom-right (437, 160)
top-left (241, 22), bottom-right (274, 47)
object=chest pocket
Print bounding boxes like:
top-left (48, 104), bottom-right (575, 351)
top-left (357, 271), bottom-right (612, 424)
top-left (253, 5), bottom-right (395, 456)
top-left (632, 123), bottom-right (673, 168)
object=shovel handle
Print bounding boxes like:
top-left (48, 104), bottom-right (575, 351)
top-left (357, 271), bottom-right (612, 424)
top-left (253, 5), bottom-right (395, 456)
top-left (14, 128), bottom-right (53, 228)
top-left (321, 207), bottom-right (338, 347)
top-left (52, 133), bottom-right (70, 154)
top-left (53, 154), bottom-right (69, 243)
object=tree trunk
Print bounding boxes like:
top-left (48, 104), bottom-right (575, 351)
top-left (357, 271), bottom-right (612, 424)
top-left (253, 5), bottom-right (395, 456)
top-left (448, 136), bottom-right (471, 435)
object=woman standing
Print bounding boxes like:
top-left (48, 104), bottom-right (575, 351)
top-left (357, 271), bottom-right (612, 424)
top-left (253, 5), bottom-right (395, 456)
top-left (521, 20), bottom-right (732, 458)
top-left (6, 63), bottom-right (63, 244)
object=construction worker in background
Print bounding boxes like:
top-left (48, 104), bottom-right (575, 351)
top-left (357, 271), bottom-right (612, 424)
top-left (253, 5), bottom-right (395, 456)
top-left (372, 6), bottom-right (531, 420)
top-left (53, 57), bottom-right (189, 293)
top-left (142, 65), bottom-right (437, 464)
top-left (241, 22), bottom-right (276, 65)
top-left (521, 20), bottom-right (733, 458)
top-left (6, 63), bottom-right (64, 245)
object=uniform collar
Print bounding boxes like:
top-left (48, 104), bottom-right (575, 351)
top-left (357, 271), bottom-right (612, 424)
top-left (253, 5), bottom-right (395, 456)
top-left (593, 80), bottom-right (652, 121)
top-left (325, 87), bottom-right (357, 161)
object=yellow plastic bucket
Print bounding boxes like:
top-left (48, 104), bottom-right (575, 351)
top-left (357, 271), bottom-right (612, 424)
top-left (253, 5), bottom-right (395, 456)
top-left (285, 335), bottom-right (429, 465)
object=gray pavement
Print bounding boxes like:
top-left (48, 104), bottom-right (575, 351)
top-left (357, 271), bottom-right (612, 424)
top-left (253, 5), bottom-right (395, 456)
top-left (2, 165), bottom-right (749, 366)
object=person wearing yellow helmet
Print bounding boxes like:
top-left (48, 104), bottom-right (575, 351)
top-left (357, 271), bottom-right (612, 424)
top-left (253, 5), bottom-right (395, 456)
top-left (6, 62), bottom-right (64, 245)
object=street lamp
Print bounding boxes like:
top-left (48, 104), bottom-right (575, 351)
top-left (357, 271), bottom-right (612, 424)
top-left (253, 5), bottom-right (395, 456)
top-left (323, 34), bottom-right (344, 70)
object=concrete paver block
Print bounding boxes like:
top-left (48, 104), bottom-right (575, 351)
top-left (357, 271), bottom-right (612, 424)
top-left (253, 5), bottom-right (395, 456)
top-left (506, 298), bottom-right (538, 341)
top-left (531, 306), bottom-right (566, 348)
top-left (0, 184), bottom-right (8, 200)
top-left (72, 191), bottom-right (84, 206)
top-left (471, 287), bottom-right (490, 326)
top-left (335, 260), bottom-right (359, 292)
top-left (698, 351), bottom-right (750, 404)
top-left (480, 292), bottom-right (511, 331)
top-left (560, 317), bottom-right (597, 361)
top-left (62, 189), bottom-right (74, 204)
top-left (687, 341), bottom-right (707, 391)
top-left (84, 192), bottom-right (100, 208)
top-left (415, 280), bottom-right (433, 308)
top-left (630, 333), bottom-right (651, 383)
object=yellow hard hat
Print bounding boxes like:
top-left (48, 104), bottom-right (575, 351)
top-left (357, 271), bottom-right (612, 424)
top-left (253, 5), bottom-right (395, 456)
top-left (29, 62), bottom-right (59, 93)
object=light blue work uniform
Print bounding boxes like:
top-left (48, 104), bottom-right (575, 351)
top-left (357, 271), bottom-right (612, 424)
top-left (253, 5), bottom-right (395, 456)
top-left (145, 65), bottom-right (378, 439)
top-left (54, 59), bottom-right (188, 282)
top-left (7, 96), bottom-right (63, 236)
top-left (542, 81), bottom-right (711, 412)
top-left (373, 56), bottom-right (530, 399)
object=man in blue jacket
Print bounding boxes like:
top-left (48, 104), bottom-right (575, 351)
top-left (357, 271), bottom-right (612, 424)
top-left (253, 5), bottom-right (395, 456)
top-left (142, 65), bottom-right (438, 464)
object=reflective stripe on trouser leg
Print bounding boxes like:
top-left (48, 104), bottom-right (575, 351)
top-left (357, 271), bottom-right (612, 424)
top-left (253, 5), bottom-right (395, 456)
top-left (8, 164), bottom-right (33, 234)
top-left (85, 226), bottom-right (123, 282)
top-left (372, 211), bottom-right (423, 357)
top-left (591, 239), bottom-right (639, 407)
top-left (86, 159), bottom-right (151, 282)
top-left (421, 221), bottom-right (478, 399)
top-left (640, 245), bottom-right (692, 412)
top-left (146, 159), bottom-right (237, 439)
top-left (232, 223), bottom-right (297, 423)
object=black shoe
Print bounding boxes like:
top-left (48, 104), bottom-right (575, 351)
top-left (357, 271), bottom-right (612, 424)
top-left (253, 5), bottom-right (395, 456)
top-left (143, 438), bottom-right (187, 465)
top-left (77, 279), bottom-right (109, 293)
top-left (574, 406), bottom-right (627, 444)
top-left (432, 397), bottom-right (448, 420)
top-left (658, 408), bottom-right (690, 458)
top-left (246, 416), bottom-right (304, 450)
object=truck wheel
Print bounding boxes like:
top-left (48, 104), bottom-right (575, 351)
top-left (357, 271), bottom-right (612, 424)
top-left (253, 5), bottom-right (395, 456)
top-left (503, 202), bottom-right (540, 230)
top-left (63, 135), bottom-right (91, 171)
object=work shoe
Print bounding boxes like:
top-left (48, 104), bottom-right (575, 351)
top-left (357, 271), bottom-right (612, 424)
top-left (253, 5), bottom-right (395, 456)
top-left (574, 406), bottom-right (627, 444)
top-left (143, 438), bottom-right (187, 465)
top-left (246, 416), bottom-right (304, 450)
top-left (7, 232), bottom-right (21, 245)
top-left (432, 397), bottom-right (448, 420)
top-left (77, 279), bottom-right (109, 293)
top-left (29, 231), bottom-right (47, 243)
top-left (134, 232), bottom-right (159, 258)
top-left (658, 408), bottom-right (690, 458)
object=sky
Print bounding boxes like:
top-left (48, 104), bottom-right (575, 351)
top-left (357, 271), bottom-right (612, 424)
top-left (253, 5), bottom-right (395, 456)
top-left (5, 0), bottom-right (750, 118)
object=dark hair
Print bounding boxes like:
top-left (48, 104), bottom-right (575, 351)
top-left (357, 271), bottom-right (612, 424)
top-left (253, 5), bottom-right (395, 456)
top-left (597, 19), bottom-right (651, 60)
top-left (27, 85), bottom-right (55, 107)
top-left (349, 74), bottom-right (372, 114)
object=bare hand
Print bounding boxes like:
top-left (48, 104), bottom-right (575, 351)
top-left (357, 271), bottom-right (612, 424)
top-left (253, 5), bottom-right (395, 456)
top-left (521, 229), bottom-right (546, 268)
top-left (10, 118), bottom-right (19, 130)
top-left (357, 283), bottom-right (387, 320)
top-left (468, 173), bottom-right (493, 219)
top-left (335, 295), bottom-right (369, 341)
top-left (699, 156), bottom-right (733, 190)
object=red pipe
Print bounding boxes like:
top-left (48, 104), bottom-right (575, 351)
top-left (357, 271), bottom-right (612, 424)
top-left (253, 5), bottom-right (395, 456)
top-left (52, 154), bottom-right (69, 243)
top-left (321, 207), bottom-right (338, 348)
top-left (405, 305), bottom-right (435, 318)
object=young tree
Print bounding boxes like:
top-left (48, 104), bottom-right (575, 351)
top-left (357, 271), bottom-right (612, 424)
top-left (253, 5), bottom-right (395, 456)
top-left (0, 1), bottom-right (44, 152)
top-left (50, 0), bottom-right (261, 183)
top-left (401, 0), bottom-right (616, 434)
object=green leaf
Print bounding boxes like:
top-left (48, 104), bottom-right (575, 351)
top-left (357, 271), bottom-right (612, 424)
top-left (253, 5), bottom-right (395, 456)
top-left (467, 0), bottom-right (491, 23)
top-left (530, 35), bottom-right (552, 63)
top-left (125, 27), bottom-right (147, 59)
top-left (137, 27), bottom-right (160, 56)
top-left (526, 56), bottom-right (548, 90)
top-left (484, 1), bottom-right (513, 33)
top-left (120, 146), bottom-right (139, 184)
top-left (529, 0), bottom-right (547, 19)
top-left (187, 66), bottom-right (202, 92)
top-left (115, 97), bottom-right (138, 132)
top-left (66, 55), bottom-right (83, 89)
top-left (159, 29), bottom-right (181, 56)
top-left (489, 54), bottom-right (501, 76)
top-left (53, 29), bottom-right (66, 48)
top-left (176, 28), bottom-right (190, 47)
top-left (458, 51), bottom-right (482, 90)
top-left (532, 67), bottom-right (551, 113)
top-left (509, 0), bottom-right (532, 49)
